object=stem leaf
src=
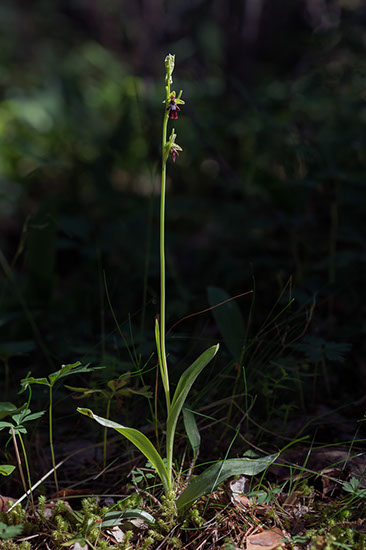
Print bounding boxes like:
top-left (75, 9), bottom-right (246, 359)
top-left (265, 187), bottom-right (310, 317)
top-left (166, 344), bottom-right (219, 471)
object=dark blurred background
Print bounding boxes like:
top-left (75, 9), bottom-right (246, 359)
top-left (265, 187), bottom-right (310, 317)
top-left (0, 0), bottom-right (365, 446)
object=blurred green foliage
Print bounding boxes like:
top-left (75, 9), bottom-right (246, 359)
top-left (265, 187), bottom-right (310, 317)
top-left (0, 0), bottom-right (365, 425)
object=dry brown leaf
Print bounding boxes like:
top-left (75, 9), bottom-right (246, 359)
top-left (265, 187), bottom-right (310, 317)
top-left (319, 467), bottom-right (342, 495)
top-left (246, 527), bottom-right (285, 550)
top-left (230, 476), bottom-right (252, 509)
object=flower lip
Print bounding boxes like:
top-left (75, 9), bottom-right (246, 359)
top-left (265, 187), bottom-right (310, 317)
top-left (166, 92), bottom-right (184, 120)
top-left (170, 147), bottom-right (179, 162)
top-left (167, 97), bottom-right (180, 119)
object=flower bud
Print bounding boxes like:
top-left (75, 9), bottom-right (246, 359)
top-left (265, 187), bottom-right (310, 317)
top-left (165, 54), bottom-right (175, 84)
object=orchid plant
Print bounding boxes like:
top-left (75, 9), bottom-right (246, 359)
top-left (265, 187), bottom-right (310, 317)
top-left (77, 55), bottom-right (277, 513)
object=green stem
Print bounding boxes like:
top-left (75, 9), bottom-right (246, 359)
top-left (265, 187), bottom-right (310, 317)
top-left (18, 433), bottom-right (35, 511)
top-left (160, 99), bottom-right (171, 415)
top-left (49, 385), bottom-right (59, 492)
top-left (159, 66), bottom-right (174, 490)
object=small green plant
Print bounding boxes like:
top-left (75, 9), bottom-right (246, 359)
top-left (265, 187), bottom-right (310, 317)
top-left (19, 362), bottom-right (102, 492)
top-left (342, 477), bottom-right (366, 500)
top-left (77, 55), bottom-right (277, 514)
top-left (0, 522), bottom-right (24, 540)
top-left (0, 403), bottom-right (31, 482)
top-left (130, 460), bottom-right (157, 485)
top-left (0, 400), bottom-right (45, 509)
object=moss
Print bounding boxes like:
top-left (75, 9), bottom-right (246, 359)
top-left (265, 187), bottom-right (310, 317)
top-left (0, 505), bottom-right (26, 527)
top-left (141, 535), bottom-right (155, 550)
top-left (116, 494), bottom-right (143, 511)
top-left (0, 542), bottom-right (30, 550)
top-left (298, 480), bottom-right (315, 498)
top-left (181, 505), bottom-right (205, 528)
top-left (170, 536), bottom-right (182, 548)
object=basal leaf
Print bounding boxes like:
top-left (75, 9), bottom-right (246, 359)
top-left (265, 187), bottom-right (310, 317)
top-left (77, 408), bottom-right (170, 492)
top-left (176, 453), bottom-right (278, 511)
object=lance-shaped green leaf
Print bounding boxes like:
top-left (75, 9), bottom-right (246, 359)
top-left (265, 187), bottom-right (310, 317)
top-left (77, 408), bottom-right (170, 492)
top-left (176, 453), bottom-right (278, 511)
top-left (182, 406), bottom-right (200, 455)
top-left (166, 345), bottom-right (219, 474)
top-left (0, 465), bottom-right (15, 476)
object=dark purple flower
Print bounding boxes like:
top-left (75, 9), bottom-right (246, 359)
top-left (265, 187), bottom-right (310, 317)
top-left (167, 97), bottom-right (181, 119)
top-left (170, 147), bottom-right (179, 162)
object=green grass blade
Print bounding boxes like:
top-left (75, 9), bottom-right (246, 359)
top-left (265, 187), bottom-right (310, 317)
top-left (176, 453), bottom-right (278, 511)
top-left (77, 408), bottom-right (170, 492)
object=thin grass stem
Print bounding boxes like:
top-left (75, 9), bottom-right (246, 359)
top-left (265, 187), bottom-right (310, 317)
top-left (49, 385), bottom-right (59, 492)
top-left (11, 427), bottom-right (35, 513)
top-left (18, 433), bottom-right (35, 511)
